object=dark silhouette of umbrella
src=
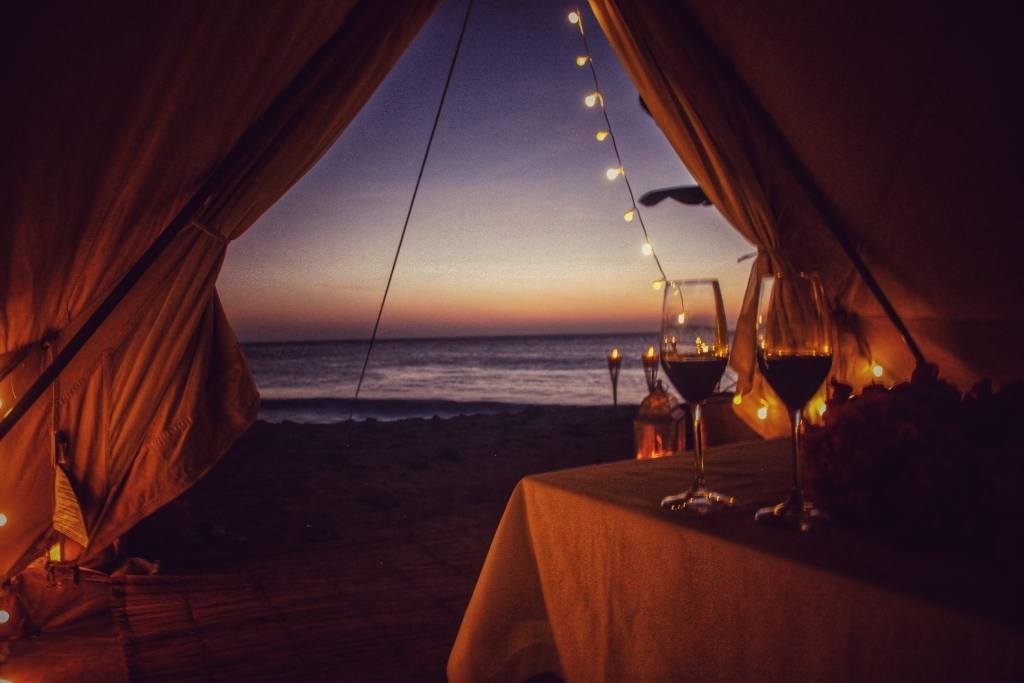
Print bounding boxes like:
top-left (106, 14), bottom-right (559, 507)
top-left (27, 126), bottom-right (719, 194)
top-left (639, 185), bottom-right (711, 207)
top-left (637, 95), bottom-right (712, 208)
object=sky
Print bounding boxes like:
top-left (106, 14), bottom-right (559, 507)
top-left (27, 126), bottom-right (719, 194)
top-left (217, 0), bottom-right (753, 342)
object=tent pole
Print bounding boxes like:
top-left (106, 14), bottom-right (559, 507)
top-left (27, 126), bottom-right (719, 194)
top-left (0, 2), bottom-right (396, 444)
top-left (669, 5), bottom-right (928, 370)
top-left (349, 0), bottom-right (475, 419)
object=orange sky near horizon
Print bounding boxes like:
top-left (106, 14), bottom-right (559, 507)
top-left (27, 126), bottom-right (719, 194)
top-left (217, 1), bottom-right (754, 342)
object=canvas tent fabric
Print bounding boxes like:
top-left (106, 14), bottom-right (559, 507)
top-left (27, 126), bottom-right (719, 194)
top-left (591, 1), bottom-right (1024, 434)
top-left (0, 0), bottom-right (440, 618)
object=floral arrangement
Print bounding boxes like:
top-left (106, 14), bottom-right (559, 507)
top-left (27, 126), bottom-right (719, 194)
top-left (802, 364), bottom-right (1024, 546)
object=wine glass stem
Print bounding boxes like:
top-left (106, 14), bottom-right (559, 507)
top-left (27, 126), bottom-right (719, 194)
top-left (790, 408), bottom-right (803, 504)
top-left (693, 402), bottom-right (705, 488)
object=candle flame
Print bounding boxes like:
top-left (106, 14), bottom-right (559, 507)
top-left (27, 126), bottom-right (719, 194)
top-left (609, 348), bottom-right (620, 360)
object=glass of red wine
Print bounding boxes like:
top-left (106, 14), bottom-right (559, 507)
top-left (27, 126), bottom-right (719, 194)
top-left (754, 271), bottom-right (832, 531)
top-left (659, 279), bottom-right (736, 513)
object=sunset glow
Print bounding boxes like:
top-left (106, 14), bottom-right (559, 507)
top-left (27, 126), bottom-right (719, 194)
top-left (218, 2), bottom-right (752, 342)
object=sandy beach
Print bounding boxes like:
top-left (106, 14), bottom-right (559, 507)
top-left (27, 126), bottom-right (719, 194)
top-left (125, 405), bottom-right (640, 570)
top-left (3, 400), bottom-right (753, 682)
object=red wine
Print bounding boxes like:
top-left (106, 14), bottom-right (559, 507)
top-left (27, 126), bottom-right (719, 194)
top-left (661, 355), bottom-right (727, 403)
top-left (757, 352), bottom-right (832, 411)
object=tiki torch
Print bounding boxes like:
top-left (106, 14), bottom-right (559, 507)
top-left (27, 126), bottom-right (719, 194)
top-left (642, 345), bottom-right (659, 393)
top-left (607, 347), bottom-right (622, 406)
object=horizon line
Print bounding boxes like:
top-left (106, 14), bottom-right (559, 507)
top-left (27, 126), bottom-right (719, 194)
top-left (239, 328), bottom-right (737, 345)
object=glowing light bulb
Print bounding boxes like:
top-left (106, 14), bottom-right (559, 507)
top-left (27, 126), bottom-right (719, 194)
top-left (645, 346), bottom-right (656, 359)
top-left (0, 609), bottom-right (9, 624)
top-left (652, 279), bottom-right (663, 290)
top-left (0, 513), bottom-right (7, 527)
top-left (871, 363), bottom-right (884, 378)
top-left (568, 11), bottom-right (580, 24)
top-left (677, 313), bottom-right (686, 324)
top-left (732, 394), bottom-right (743, 406)
top-left (757, 405), bottom-right (769, 420)
top-left (606, 166), bottom-right (623, 180)
top-left (609, 347), bottom-right (620, 360)
top-left (595, 130), bottom-right (609, 141)
top-left (641, 242), bottom-right (653, 256)
top-left (584, 92), bottom-right (602, 108)
top-left (623, 209), bottom-right (635, 222)
top-left (575, 55), bottom-right (589, 67)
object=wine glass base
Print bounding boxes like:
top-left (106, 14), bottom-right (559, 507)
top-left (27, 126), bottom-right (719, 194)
top-left (661, 486), bottom-right (736, 514)
top-left (754, 495), bottom-right (830, 532)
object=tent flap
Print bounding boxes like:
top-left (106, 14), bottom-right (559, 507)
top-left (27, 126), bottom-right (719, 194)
top-left (590, 0), bottom-right (1024, 433)
top-left (0, 0), bottom-right (441, 618)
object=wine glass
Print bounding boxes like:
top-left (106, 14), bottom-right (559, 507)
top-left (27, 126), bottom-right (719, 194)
top-left (659, 279), bottom-right (736, 513)
top-left (754, 271), bottom-right (832, 531)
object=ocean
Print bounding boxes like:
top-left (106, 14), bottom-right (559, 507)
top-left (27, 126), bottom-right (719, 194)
top-left (244, 333), bottom-right (737, 423)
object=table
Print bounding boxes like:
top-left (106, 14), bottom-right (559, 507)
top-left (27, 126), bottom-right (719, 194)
top-left (447, 439), bottom-right (1022, 682)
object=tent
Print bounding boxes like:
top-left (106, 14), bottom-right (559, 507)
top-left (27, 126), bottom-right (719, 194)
top-left (2, 0), bottom-right (1021, 632)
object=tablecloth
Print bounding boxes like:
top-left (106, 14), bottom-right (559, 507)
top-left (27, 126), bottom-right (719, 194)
top-left (448, 439), bottom-right (1022, 682)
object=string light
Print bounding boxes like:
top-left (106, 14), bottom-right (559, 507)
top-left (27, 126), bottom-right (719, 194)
top-left (757, 405), bottom-right (769, 420)
top-left (0, 609), bottom-right (9, 624)
top-left (871, 363), bottom-right (884, 378)
top-left (651, 279), bottom-right (664, 290)
top-left (0, 513), bottom-right (7, 527)
top-left (566, 7), bottom-right (668, 282)
top-left (732, 394), bottom-right (743, 406)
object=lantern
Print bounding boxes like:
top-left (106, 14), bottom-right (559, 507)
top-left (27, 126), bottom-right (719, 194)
top-left (634, 381), bottom-right (687, 459)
